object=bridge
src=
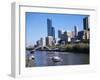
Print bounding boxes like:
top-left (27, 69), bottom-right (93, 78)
top-left (33, 46), bottom-right (51, 51)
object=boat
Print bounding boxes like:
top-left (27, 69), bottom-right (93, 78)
top-left (51, 56), bottom-right (63, 62)
top-left (29, 55), bottom-right (35, 60)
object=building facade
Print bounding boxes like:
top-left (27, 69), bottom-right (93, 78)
top-left (83, 17), bottom-right (89, 30)
top-left (45, 36), bottom-right (54, 46)
top-left (47, 18), bottom-right (55, 39)
top-left (58, 30), bottom-right (62, 39)
top-left (61, 31), bottom-right (68, 44)
top-left (74, 26), bottom-right (78, 39)
top-left (83, 17), bottom-right (90, 40)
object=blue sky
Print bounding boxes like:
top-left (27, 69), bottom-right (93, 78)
top-left (26, 12), bottom-right (88, 46)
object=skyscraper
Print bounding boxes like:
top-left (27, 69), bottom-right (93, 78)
top-left (83, 17), bottom-right (89, 40)
top-left (47, 18), bottom-right (55, 39)
top-left (74, 26), bottom-right (78, 38)
top-left (58, 30), bottom-right (62, 39)
top-left (47, 19), bottom-right (52, 36)
top-left (83, 17), bottom-right (89, 30)
top-left (51, 26), bottom-right (55, 39)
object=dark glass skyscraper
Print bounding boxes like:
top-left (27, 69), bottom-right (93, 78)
top-left (47, 19), bottom-right (52, 36)
top-left (83, 17), bottom-right (89, 30)
top-left (47, 18), bottom-right (55, 39)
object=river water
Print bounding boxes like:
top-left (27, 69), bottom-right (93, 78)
top-left (26, 51), bottom-right (89, 67)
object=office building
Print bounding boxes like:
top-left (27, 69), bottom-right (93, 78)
top-left (47, 18), bottom-right (55, 39)
top-left (83, 17), bottom-right (89, 30)
top-left (47, 18), bottom-right (52, 36)
top-left (83, 17), bottom-right (90, 40)
top-left (78, 31), bottom-right (84, 40)
top-left (58, 30), bottom-right (62, 39)
top-left (45, 36), bottom-right (54, 46)
top-left (61, 31), bottom-right (68, 44)
top-left (67, 32), bottom-right (74, 42)
top-left (51, 26), bottom-right (55, 39)
top-left (74, 26), bottom-right (78, 38)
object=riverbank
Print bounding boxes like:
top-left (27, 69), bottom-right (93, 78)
top-left (26, 43), bottom-right (89, 54)
top-left (60, 43), bottom-right (89, 53)
top-left (41, 43), bottom-right (89, 53)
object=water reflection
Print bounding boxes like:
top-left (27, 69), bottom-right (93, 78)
top-left (26, 51), bottom-right (89, 67)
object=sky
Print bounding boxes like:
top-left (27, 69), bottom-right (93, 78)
top-left (25, 12), bottom-right (88, 46)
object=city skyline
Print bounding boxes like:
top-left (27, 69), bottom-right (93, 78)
top-left (26, 12), bottom-right (88, 47)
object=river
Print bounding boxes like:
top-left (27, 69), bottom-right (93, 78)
top-left (26, 51), bottom-right (89, 67)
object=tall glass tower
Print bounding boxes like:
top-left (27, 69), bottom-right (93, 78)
top-left (74, 26), bottom-right (78, 38)
top-left (47, 18), bottom-right (55, 39)
top-left (83, 17), bottom-right (88, 30)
